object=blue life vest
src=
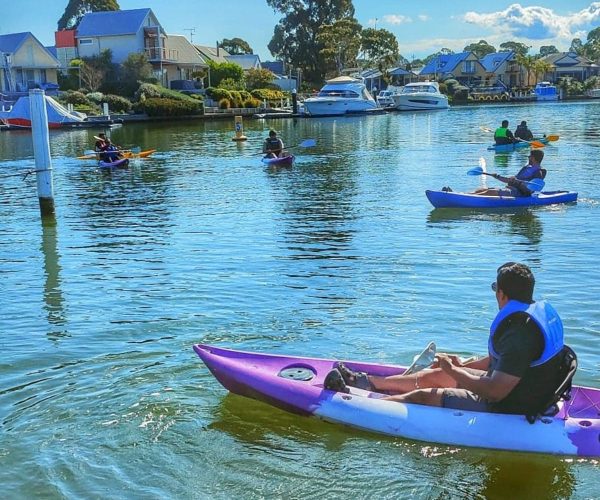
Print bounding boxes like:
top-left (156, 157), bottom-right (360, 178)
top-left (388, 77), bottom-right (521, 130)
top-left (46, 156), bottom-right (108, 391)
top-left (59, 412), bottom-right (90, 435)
top-left (515, 165), bottom-right (542, 181)
top-left (489, 300), bottom-right (563, 366)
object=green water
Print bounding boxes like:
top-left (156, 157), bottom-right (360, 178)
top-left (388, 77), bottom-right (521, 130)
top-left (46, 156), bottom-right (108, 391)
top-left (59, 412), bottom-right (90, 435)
top-left (1, 102), bottom-right (599, 498)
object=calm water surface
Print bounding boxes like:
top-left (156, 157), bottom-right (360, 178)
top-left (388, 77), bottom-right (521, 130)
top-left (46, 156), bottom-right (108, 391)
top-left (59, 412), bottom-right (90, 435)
top-left (1, 102), bottom-right (600, 498)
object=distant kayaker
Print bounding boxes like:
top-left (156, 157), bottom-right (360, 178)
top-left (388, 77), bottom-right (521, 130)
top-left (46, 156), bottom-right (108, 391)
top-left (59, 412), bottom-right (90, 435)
top-left (514, 121), bottom-right (534, 141)
top-left (324, 262), bottom-right (575, 419)
top-left (102, 139), bottom-right (123, 162)
top-left (263, 130), bottom-right (285, 158)
top-left (494, 120), bottom-right (516, 145)
top-left (472, 149), bottom-right (545, 197)
top-left (94, 133), bottom-right (107, 160)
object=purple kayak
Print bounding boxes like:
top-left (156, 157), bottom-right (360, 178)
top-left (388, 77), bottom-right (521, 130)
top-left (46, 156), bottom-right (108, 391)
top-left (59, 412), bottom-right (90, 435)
top-left (98, 157), bottom-right (129, 169)
top-left (194, 344), bottom-right (600, 457)
top-left (261, 154), bottom-right (294, 167)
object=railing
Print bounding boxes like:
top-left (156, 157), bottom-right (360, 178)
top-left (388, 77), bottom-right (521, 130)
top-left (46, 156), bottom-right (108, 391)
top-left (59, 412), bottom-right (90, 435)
top-left (144, 47), bottom-right (179, 62)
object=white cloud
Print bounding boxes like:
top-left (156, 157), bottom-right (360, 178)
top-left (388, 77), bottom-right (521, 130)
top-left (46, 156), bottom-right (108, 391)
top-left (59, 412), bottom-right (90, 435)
top-left (382, 14), bottom-right (413, 25)
top-left (463, 2), bottom-right (600, 42)
top-left (417, 15), bottom-right (430, 22)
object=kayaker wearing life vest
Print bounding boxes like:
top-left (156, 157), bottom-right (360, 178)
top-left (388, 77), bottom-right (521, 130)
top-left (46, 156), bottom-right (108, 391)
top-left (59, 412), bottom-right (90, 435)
top-left (472, 149), bottom-right (545, 197)
top-left (94, 133), bottom-right (107, 160)
top-left (263, 130), bottom-right (285, 158)
top-left (494, 120), bottom-right (516, 145)
top-left (514, 120), bottom-right (534, 141)
top-left (324, 262), bottom-right (575, 418)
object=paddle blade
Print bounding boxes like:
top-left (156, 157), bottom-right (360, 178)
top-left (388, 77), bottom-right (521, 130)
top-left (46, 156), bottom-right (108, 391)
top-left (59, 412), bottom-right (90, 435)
top-left (404, 342), bottom-right (436, 375)
top-left (467, 166), bottom-right (484, 176)
top-left (546, 134), bottom-right (559, 142)
top-left (478, 157), bottom-right (486, 170)
top-left (299, 139), bottom-right (316, 148)
top-left (526, 178), bottom-right (545, 192)
top-left (480, 126), bottom-right (493, 133)
top-left (530, 140), bottom-right (545, 148)
top-left (83, 150), bottom-right (96, 155)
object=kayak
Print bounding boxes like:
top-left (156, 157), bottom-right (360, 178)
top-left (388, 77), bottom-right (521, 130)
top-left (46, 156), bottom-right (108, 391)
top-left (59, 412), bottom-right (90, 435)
top-left (98, 157), bottom-right (129, 169)
top-left (488, 138), bottom-right (549, 153)
top-left (425, 190), bottom-right (578, 209)
top-left (261, 154), bottom-right (294, 167)
top-left (78, 149), bottom-right (156, 160)
top-left (193, 344), bottom-right (600, 457)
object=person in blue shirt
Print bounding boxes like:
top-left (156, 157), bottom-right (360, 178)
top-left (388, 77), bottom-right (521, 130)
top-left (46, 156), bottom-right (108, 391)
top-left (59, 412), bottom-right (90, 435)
top-left (472, 149), bottom-right (545, 197)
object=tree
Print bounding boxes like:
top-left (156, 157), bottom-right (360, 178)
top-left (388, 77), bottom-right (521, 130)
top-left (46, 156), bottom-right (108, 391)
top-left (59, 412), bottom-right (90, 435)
top-left (317, 18), bottom-right (362, 76)
top-left (119, 53), bottom-right (153, 96)
top-left (245, 67), bottom-right (276, 90)
top-left (533, 59), bottom-right (553, 83)
top-left (463, 40), bottom-right (496, 59)
top-left (79, 61), bottom-right (104, 91)
top-left (499, 41), bottom-right (529, 57)
top-left (515, 54), bottom-right (537, 87)
top-left (360, 28), bottom-right (399, 79)
top-left (583, 27), bottom-right (600, 61)
top-left (539, 45), bottom-right (559, 57)
top-left (267, 0), bottom-right (355, 84)
top-left (58, 0), bottom-right (120, 30)
top-left (569, 38), bottom-right (584, 55)
top-left (207, 60), bottom-right (244, 88)
top-left (423, 48), bottom-right (454, 66)
top-left (219, 38), bottom-right (253, 55)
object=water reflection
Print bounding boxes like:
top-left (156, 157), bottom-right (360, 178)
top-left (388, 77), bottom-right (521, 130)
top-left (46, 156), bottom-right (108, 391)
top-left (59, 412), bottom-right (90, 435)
top-left (40, 217), bottom-right (67, 338)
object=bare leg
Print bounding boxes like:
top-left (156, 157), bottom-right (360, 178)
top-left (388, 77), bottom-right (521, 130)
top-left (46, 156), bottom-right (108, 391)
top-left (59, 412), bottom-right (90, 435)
top-left (368, 367), bottom-right (459, 395)
top-left (470, 188), bottom-right (502, 196)
top-left (383, 388), bottom-right (445, 406)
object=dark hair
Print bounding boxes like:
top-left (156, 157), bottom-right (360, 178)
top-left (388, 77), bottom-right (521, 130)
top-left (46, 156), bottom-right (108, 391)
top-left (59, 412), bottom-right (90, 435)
top-left (99, 132), bottom-right (106, 137)
top-left (269, 130), bottom-right (277, 137)
top-left (502, 120), bottom-right (509, 127)
top-left (496, 262), bottom-right (535, 303)
top-left (520, 120), bottom-right (527, 126)
top-left (530, 149), bottom-right (544, 163)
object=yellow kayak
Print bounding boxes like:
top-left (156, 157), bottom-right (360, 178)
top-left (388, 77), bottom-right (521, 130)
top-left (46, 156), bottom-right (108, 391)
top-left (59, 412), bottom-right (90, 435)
top-left (77, 149), bottom-right (157, 160)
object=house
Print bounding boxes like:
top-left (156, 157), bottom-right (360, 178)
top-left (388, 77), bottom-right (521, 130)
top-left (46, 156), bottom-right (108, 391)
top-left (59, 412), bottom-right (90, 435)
top-left (262, 60), bottom-right (286, 75)
top-left (359, 67), bottom-right (416, 92)
top-left (539, 52), bottom-right (600, 82)
top-left (225, 54), bottom-right (261, 71)
top-left (163, 35), bottom-right (207, 83)
top-left (419, 52), bottom-right (486, 86)
top-left (479, 51), bottom-right (522, 87)
top-left (0, 32), bottom-right (60, 95)
top-left (194, 45), bottom-right (230, 64)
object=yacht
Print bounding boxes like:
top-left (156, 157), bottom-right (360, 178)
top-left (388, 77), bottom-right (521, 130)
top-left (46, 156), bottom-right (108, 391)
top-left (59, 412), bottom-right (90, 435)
top-left (303, 76), bottom-right (379, 116)
top-left (391, 81), bottom-right (449, 111)
top-left (534, 81), bottom-right (558, 101)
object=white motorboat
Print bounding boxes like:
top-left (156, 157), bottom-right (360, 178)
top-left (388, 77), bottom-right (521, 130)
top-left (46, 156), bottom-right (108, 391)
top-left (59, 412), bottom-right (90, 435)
top-left (303, 76), bottom-right (379, 116)
top-left (376, 87), bottom-right (400, 108)
top-left (391, 81), bottom-right (449, 111)
top-left (587, 88), bottom-right (600, 98)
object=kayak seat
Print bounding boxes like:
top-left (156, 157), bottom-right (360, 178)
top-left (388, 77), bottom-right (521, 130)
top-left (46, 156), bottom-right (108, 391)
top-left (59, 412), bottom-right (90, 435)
top-left (526, 345), bottom-right (577, 424)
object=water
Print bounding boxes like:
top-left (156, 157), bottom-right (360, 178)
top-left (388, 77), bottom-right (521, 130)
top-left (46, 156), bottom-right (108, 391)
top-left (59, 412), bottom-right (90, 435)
top-left (1, 102), bottom-right (599, 498)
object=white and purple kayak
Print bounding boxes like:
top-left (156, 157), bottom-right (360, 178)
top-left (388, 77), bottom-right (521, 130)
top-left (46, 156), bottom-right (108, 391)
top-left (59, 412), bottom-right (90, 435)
top-left (194, 344), bottom-right (600, 457)
top-left (261, 154), bottom-right (294, 167)
top-left (98, 157), bottom-right (129, 169)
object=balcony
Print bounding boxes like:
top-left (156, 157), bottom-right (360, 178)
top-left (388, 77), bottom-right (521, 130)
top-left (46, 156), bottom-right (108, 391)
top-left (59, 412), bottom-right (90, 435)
top-left (145, 47), bottom-right (179, 63)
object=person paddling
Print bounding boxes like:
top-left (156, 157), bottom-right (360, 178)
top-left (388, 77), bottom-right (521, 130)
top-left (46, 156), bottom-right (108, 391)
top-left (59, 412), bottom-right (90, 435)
top-left (263, 130), bottom-right (285, 158)
top-left (494, 120), bottom-right (516, 145)
top-left (515, 121), bottom-right (534, 141)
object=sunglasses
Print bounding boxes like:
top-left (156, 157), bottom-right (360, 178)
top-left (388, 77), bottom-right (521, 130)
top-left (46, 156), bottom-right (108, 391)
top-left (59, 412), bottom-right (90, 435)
top-left (491, 282), bottom-right (497, 292)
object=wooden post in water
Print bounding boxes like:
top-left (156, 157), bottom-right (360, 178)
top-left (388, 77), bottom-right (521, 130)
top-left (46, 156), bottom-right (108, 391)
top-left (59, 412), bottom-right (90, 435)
top-left (29, 89), bottom-right (55, 218)
top-left (231, 115), bottom-right (247, 142)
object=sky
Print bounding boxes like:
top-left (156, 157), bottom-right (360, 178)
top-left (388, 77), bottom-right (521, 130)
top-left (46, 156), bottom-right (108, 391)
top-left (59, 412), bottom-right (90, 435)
top-left (2, 0), bottom-right (599, 61)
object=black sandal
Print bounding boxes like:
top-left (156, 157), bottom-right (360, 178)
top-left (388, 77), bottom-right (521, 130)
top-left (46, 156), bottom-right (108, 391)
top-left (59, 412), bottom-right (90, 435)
top-left (336, 362), bottom-right (374, 391)
top-left (324, 369), bottom-right (350, 393)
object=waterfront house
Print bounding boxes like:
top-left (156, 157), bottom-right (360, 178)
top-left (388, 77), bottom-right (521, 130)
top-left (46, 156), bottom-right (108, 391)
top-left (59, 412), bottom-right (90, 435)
top-left (419, 52), bottom-right (486, 87)
top-left (163, 35), bottom-right (207, 83)
top-left (225, 53), bottom-right (261, 71)
top-left (539, 52), bottom-right (600, 82)
top-left (0, 32), bottom-right (60, 95)
top-left (193, 45), bottom-right (230, 64)
top-left (479, 51), bottom-right (522, 87)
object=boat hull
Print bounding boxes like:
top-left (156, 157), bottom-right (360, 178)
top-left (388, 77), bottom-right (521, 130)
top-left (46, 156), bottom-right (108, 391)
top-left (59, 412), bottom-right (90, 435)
top-left (426, 190), bottom-right (578, 209)
top-left (262, 154), bottom-right (294, 167)
top-left (488, 138), bottom-right (549, 152)
top-left (303, 98), bottom-right (379, 116)
top-left (393, 94), bottom-right (449, 111)
top-left (193, 344), bottom-right (600, 456)
top-left (98, 158), bottom-right (129, 169)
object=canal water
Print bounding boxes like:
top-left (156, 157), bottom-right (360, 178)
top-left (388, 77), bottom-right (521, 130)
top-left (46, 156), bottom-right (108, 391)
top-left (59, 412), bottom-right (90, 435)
top-left (1, 102), bottom-right (599, 498)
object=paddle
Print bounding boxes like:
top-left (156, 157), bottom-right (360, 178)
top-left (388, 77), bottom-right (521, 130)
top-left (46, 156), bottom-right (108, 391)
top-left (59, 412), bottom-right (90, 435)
top-left (467, 166), bottom-right (545, 192)
top-left (546, 134), bottom-right (559, 142)
top-left (480, 126), bottom-right (547, 148)
top-left (83, 146), bottom-right (141, 156)
top-left (404, 342), bottom-right (437, 375)
top-left (259, 138), bottom-right (316, 157)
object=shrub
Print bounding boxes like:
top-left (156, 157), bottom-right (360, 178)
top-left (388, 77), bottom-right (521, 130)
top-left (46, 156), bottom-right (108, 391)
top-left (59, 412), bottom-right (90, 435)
top-left (135, 82), bottom-right (162, 101)
top-left (103, 94), bottom-right (132, 113)
top-left (243, 98), bottom-right (261, 108)
top-left (60, 90), bottom-right (91, 106)
top-left (205, 87), bottom-right (232, 101)
top-left (139, 97), bottom-right (202, 117)
top-left (86, 92), bottom-right (104, 104)
top-left (218, 98), bottom-right (231, 109)
top-left (133, 82), bottom-right (199, 104)
top-left (250, 88), bottom-right (287, 101)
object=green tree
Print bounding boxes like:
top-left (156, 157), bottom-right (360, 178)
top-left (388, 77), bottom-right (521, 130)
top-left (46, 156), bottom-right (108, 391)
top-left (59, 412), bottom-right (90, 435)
top-left (58, 0), bottom-right (120, 30)
top-left (245, 67), bottom-right (276, 90)
top-left (317, 18), bottom-right (362, 75)
top-left (119, 53), bottom-right (153, 96)
top-left (423, 48), bottom-right (454, 66)
top-left (533, 59), bottom-right (553, 83)
top-left (360, 28), bottom-right (399, 79)
top-left (539, 45), bottom-right (559, 57)
top-left (207, 60), bottom-right (244, 88)
top-left (220, 38), bottom-right (253, 55)
top-left (499, 41), bottom-right (529, 57)
top-left (463, 40), bottom-right (496, 59)
top-left (515, 53), bottom-right (537, 87)
top-left (569, 38), bottom-right (584, 55)
top-left (267, 0), bottom-right (355, 84)
top-left (583, 27), bottom-right (600, 60)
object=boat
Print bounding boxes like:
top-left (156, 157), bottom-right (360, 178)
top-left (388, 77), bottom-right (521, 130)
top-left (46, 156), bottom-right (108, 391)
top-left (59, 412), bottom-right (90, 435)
top-left (303, 76), bottom-right (379, 116)
top-left (262, 154), bottom-right (294, 167)
top-left (534, 82), bottom-right (559, 101)
top-left (375, 87), bottom-right (399, 108)
top-left (193, 344), bottom-right (600, 457)
top-left (425, 190), bottom-right (578, 209)
top-left (78, 149), bottom-right (156, 160)
top-left (0, 95), bottom-right (86, 129)
top-left (488, 138), bottom-right (549, 153)
top-left (587, 88), bottom-right (600, 99)
top-left (390, 82), bottom-right (449, 111)
top-left (98, 157), bottom-right (129, 169)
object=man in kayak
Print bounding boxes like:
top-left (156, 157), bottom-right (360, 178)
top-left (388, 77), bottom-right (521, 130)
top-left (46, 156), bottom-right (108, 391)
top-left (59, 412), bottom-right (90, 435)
top-left (94, 133), bottom-right (107, 160)
top-left (471, 149), bottom-right (545, 197)
top-left (325, 262), bottom-right (573, 417)
top-left (494, 120), bottom-right (516, 145)
top-left (514, 120), bottom-right (534, 141)
top-left (102, 139), bottom-right (123, 163)
top-left (263, 130), bottom-right (285, 158)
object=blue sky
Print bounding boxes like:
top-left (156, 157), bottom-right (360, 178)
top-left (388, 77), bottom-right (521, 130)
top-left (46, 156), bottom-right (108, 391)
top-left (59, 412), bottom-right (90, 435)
top-left (2, 0), bottom-right (599, 60)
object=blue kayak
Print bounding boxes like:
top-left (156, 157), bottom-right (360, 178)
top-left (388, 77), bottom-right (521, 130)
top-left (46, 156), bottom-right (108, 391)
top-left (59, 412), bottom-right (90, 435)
top-left (426, 190), bottom-right (578, 209)
top-left (488, 138), bottom-right (549, 153)
top-left (98, 158), bottom-right (129, 169)
top-left (261, 154), bottom-right (294, 167)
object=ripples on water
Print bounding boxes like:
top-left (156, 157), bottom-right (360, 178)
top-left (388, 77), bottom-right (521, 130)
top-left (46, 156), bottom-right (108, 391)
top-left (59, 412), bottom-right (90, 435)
top-left (1, 102), bottom-right (600, 497)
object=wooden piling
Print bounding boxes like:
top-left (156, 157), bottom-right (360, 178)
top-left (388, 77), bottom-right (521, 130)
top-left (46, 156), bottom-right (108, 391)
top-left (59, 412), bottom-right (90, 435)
top-left (29, 89), bottom-right (55, 218)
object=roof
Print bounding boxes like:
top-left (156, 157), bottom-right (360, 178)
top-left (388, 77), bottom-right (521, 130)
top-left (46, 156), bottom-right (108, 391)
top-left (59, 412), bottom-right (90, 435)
top-left (421, 52), bottom-right (471, 75)
top-left (77, 8), bottom-right (160, 37)
top-left (0, 32), bottom-right (30, 53)
top-left (480, 51), bottom-right (514, 72)
top-left (194, 45), bottom-right (230, 64)
top-left (262, 60), bottom-right (285, 74)
top-left (225, 54), bottom-right (261, 70)
top-left (45, 46), bottom-right (58, 57)
top-left (165, 35), bottom-right (207, 66)
top-left (543, 52), bottom-right (595, 67)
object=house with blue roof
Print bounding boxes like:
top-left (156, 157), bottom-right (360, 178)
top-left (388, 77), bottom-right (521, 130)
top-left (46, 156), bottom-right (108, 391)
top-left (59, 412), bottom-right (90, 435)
top-left (0, 32), bottom-right (60, 95)
top-left (479, 51), bottom-right (522, 87)
top-left (419, 51), bottom-right (486, 86)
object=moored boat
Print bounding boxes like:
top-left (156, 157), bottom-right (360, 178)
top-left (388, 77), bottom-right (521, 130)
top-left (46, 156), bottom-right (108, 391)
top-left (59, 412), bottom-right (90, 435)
top-left (534, 81), bottom-right (559, 101)
top-left (391, 82), bottom-right (449, 111)
top-left (425, 189), bottom-right (578, 209)
top-left (303, 76), bottom-right (379, 116)
top-left (194, 344), bottom-right (600, 457)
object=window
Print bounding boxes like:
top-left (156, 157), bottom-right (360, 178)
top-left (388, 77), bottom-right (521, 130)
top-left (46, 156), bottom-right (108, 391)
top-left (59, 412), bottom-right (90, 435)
top-left (79, 39), bottom-right (93, 45)
top-left (463, 61), bottom-right (476, 74)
